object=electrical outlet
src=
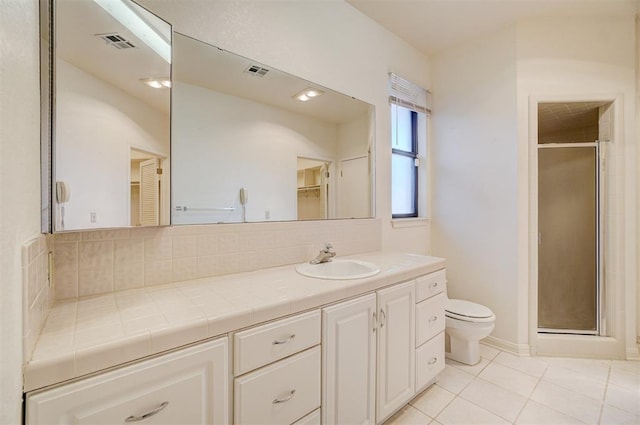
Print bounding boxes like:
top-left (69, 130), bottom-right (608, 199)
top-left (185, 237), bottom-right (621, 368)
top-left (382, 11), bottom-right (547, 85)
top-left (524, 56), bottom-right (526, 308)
top-left (90, 211), bottom-right (97, 223)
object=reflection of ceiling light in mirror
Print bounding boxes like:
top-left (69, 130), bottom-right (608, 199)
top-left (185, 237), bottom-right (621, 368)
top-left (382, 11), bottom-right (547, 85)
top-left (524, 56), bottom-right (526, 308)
top-left (93, 0), bottom-right (171, 63)
top-left (293, 87), bottom-right (325, 102)
top-left (141, 78), bottom-right (171, 89)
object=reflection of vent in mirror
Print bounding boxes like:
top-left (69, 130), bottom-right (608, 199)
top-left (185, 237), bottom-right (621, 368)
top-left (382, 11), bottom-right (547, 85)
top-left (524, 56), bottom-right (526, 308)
top-left (97, 33), bottom-right (136, 49)
top-left (244, 65), bottom-right (269, 77)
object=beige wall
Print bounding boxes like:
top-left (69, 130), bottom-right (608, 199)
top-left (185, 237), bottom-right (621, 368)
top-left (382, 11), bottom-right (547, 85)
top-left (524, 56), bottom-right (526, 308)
top-left (433, 15), bottom-right (637, 356)
top-left (0, 0), bottom-right (42, 423)
top-left (518, 15), bottom-right (637, 358)
top-left (432, 27), bottom-right (521, 349)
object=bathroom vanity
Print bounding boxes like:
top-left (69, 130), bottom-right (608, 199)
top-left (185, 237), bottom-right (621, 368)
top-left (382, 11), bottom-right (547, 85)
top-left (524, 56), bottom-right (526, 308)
top-left (24, 252), bottom-right (446, 425)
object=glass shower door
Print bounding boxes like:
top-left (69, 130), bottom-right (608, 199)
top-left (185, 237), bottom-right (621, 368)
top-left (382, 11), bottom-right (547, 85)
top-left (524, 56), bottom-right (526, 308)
top-left (538, 146), bottom-right (598, 333)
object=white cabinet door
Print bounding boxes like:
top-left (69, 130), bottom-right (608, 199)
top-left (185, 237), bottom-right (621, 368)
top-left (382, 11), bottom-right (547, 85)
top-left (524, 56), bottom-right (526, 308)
top-left (376, 281), bottom-right (416, 424)
top-left (322, 293), bottom-right (377, 425)
top-left (26, 337), bottom-right (229, 425)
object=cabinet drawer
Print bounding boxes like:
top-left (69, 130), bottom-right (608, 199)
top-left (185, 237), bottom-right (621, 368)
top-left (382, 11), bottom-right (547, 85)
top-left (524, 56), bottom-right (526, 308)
top-left (234, 346), bottom-right (321, 425)
top-left (416, 332), bottom-right (445, 392)
top-left (416, 292), bottom-right (446, 347)
top-left (293, 408), bottom-right (321, 425)
top-left (26, 337), bottom-right (229, 425)
top-left (234, 310), bottom-right (320, 376)
top-left (416, 269), bottom-right (446, 302)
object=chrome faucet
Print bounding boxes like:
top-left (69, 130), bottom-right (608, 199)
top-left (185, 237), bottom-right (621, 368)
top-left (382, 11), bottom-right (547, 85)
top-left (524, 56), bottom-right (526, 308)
top-left (310, 243), bottom-right (336, 264)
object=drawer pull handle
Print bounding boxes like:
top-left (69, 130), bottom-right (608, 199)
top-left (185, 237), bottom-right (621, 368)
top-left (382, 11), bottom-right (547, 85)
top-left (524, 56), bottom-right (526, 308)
top-left (428, 357), bottom-right (438, 365)
top-left (429, 281), bottom-right (439, 289)
top-left (372, 312), bottom-right (377, 332)
top-left (273, 389), bottom-right (296, 404)
top-left (379, 309), bottom-right (386, 328)
top-left (125, 401), bottom-right (169, 422)
top-left (428, 315), bottom-right (438, 323)
top-left (273, 334), bottom-right (296, 345)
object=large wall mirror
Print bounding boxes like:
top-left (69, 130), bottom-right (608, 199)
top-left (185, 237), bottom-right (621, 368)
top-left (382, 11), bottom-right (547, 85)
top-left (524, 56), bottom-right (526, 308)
top-left (171, 33), bottom-right (375, 224)
top-left (51, 0), bottom-right (171, 231)
top-left (46, 0), bottom-right (375, 232)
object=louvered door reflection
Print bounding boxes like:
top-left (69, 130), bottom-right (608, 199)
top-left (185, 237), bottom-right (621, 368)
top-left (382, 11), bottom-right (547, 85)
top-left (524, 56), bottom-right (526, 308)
top-left (139, 158), bottom-right (160, 226)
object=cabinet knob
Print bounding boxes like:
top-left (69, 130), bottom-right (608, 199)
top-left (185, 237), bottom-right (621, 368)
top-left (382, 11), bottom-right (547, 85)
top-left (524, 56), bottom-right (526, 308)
top-left (273, 334), bottom-right (296, 345)
top-left (428, 357), bottom-right (438, 365)
top-left (428, 315), bottom-right (438, 323)
top-left (429, 281), bottom-right (439, 289)
top-left (124, 401), bottom-right (169, 422)
top-left (273, 389), bottom-right (296, 404)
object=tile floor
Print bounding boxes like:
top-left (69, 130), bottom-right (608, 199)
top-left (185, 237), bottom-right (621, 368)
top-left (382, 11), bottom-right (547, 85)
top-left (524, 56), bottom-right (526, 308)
top-left (385, 344), bottom-right (640, 425)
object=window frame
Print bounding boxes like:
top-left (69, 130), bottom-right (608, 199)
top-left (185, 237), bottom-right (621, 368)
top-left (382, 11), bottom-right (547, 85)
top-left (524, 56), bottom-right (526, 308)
top-left (391, 108), bottom-right (419, 219)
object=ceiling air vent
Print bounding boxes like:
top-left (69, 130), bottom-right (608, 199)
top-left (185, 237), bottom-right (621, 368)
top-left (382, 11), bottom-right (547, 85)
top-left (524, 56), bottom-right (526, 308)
top-left (244, 65), bottom-right (269, 77)
top-left (96, 33), bottom-right (136, 50)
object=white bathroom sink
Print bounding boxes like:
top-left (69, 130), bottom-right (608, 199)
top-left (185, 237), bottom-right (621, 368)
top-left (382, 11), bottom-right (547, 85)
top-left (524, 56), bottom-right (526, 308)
top-left (295, 259), bottom-right (380, 280)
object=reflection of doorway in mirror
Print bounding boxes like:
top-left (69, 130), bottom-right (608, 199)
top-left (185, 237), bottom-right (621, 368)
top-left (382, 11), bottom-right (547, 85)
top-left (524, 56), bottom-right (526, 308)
top-left (297, 157), bottom-right (331, 220)
top-left (338, 156), bottom-right (370, 219)
top-left (130, 148), bottom-right (168, 226)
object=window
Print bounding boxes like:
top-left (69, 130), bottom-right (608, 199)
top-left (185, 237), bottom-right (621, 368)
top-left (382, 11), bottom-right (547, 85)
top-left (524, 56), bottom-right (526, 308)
top-left (389, 73), bottom-right (430, 219)
top-left (391, 104), bottom-right (418, 217)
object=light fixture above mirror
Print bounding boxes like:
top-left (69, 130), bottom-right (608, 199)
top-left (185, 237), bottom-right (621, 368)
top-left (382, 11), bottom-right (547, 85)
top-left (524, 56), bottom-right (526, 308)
top-left (294, 87), bottom-right (325, 102)
top-left (140, 77), bottom-right (171, 89)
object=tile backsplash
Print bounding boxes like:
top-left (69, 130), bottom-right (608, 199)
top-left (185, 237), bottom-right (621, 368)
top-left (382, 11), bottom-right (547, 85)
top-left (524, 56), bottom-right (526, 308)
top-left (53, 219), bottom-right (381, 301)
top-left (23, 234), bottom-right (53, 362)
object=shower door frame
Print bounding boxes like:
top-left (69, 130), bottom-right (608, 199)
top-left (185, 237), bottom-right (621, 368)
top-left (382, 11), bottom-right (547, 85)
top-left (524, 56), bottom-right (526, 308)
top-left (527, 93), bottom-right (629, 359)
top-left (536, 141), bottom-right (603, 336)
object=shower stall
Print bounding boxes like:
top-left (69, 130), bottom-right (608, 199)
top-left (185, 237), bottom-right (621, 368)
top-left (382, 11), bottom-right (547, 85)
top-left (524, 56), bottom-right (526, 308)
top-left (537, 102), bottom-right (611, 335)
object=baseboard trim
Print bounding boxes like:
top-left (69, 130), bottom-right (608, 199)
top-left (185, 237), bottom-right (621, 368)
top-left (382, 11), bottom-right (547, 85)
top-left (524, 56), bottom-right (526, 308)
top-left (482, 336), bottom-right (530, 357)
top-left (626, 345), bottom-right (640, 360)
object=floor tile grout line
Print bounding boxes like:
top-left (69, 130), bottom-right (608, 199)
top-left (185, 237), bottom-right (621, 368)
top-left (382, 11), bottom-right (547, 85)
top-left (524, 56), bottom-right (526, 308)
top-left (391, 348), bottom-right (639, 425)
top-left (597, 363), bottom-right (613, 424)
top-left (435, 352), bottom-right (512, 424)
top-left (489, 356), bottom-right (550, 380)
top-left (512, 362), bottom-right (548, 425)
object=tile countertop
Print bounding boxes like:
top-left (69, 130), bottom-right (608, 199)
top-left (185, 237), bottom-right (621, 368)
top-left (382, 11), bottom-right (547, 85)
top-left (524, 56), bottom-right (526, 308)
top-left (24, 251), bottom-right (445, 392)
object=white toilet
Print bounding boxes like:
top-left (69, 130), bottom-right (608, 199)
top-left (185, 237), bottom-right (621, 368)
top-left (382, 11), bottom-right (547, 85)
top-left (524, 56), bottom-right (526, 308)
top-left (444, 298), bottom-right (496, 365)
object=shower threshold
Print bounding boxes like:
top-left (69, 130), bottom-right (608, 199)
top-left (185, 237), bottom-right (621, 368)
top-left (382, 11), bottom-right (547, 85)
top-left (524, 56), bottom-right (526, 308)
top-left (538, 328), bottom-right (599, 336)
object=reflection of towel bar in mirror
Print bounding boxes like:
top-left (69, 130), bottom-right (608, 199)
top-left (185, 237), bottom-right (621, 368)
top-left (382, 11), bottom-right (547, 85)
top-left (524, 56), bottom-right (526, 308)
top-left (175, 206), bottom-right (235, 212)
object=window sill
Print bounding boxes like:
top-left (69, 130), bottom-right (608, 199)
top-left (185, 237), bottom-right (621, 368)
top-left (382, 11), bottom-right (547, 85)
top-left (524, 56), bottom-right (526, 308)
top-left (391, 217), bottom-right (430, 228)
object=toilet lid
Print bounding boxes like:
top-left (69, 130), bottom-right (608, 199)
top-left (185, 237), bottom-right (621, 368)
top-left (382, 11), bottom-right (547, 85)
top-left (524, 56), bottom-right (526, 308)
top-left (446, 299), bottom-right (494, 321)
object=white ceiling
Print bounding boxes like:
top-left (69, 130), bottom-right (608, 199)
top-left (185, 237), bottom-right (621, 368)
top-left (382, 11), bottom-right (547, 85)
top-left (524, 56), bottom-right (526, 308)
top-left (173, 33), bottom-right (372, 125)
top-left (57, 0), bottom-right (370, 124)
top-left (347, 0), bottom-right (638, 56)
top-left (57, 0), bottom-right (170, 113)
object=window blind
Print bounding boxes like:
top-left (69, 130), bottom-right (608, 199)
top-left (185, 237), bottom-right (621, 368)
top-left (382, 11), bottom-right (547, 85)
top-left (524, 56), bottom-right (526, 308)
top-left (388, 73), bottom-right (431, 116)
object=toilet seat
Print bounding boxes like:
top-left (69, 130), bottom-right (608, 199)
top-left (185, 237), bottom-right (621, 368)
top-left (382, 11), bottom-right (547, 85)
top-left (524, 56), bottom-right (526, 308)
top-left (445, 299), bottom-right (495, 323)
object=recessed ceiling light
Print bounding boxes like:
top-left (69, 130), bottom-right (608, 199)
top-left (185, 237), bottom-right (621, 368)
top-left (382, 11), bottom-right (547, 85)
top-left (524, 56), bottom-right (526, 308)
top-left (141, 78), bottom-right (171, 89)
top-left (293, 87), bottom-right (324, 102)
